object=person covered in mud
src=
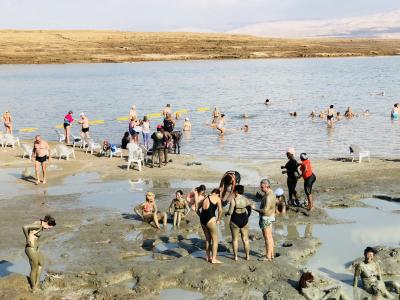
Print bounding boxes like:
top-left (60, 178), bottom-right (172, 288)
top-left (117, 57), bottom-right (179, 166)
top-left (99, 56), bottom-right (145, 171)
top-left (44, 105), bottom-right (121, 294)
top-left (353, 247), bottom-right (400, 299)
top-left (281, 148), bottom-right (300, 206)
top-left (169, 190), bottom-right (189, 227)
top-left (226, 185), bottom-right (252, 261)
top-left (23, 215), bottom-right (56, 291)
top-left (274, 188), bottom-right (287, 216)
top-left (32, 135), bottom-right (51, 185)
top-left (135, 192), bottom-right (167, 229)
top-left (298, 153), bottom-right (316, 211)
top-left (252, 179), bottom-right (276, 261)
top-left (299, 271), bottom-right (349, 300)
top-left (219, 170), bottom-right (241, 205)
top-left (344, 106), bottom-right (356, 119)
top-left (197, 188), bottom-right (223, 264)
top-left (186, 184), bottom-right (206, 211)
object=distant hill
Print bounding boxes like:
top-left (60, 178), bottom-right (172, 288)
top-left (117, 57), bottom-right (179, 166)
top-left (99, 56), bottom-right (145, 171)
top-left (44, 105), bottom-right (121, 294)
top-left (0, 30), bottom-right (399, 64)
top-left (229, 10), bottom-right (400, 38)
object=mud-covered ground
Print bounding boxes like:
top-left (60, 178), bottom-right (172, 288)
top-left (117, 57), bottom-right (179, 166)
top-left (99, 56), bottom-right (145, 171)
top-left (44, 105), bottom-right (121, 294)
top-left (1, 144), bottom-right (400, 299)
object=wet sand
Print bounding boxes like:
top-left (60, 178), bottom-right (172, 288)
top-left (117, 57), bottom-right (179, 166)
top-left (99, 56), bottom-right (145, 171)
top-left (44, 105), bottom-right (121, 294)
top-left (0, 142), bottom-right (400, 299)
top-left (0, 30), bottom-right (400, 64)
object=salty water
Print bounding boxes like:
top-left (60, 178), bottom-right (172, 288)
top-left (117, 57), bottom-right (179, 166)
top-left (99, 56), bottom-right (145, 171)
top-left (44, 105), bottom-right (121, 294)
top-left (1, 57), bottom-right (400, 159)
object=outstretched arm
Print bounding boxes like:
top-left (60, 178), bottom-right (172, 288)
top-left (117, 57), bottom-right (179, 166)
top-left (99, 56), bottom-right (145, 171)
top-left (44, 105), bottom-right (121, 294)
top-left (353, 264), bottom-right (360, 287)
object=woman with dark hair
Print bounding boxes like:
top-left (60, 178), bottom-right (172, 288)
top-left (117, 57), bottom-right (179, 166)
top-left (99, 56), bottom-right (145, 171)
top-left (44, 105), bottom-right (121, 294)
top-left (23, 215), bottom-right (56, 290)
top-left (121, 132), bottom-right (130, 149)
top-left (327, 105), bottom-right (335, 127)
top-left (299, 272), bottom-right (348, 300)
top-left (281, 148), bottom-right (300, 205)
top-left (63, 110), bottom-right (74, 144)
top-left (186, 184), bottom-right (206, 211)
top-left (219, 170), bottom-right (241, 205)
top-left (197, 188), bottom-right (223, 264)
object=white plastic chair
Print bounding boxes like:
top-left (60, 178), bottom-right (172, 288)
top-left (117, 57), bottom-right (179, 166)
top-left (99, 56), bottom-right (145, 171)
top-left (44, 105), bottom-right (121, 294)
top-left (72, 134), bottom-right (86, 148)
top-left (349, 144), bottom-right (370, 163)
top-left (86, 139), bottom-right (101, 155)
top-left (127, 143), bottom-right (144, 171)
top-left (4, 134), bottom-right (20, 148)
top-left (54, 129), bottom-right (66, 143)
top-left (0, 132), bottom-right (5, 147)
top-left (56, 144), bottom-right (75, 160)
top-left (139, 145), bottom-right (150, 164)
top-left (109, 146), bottom-right (123, 159)
top-left (21, 144), bottom-right (33, 159)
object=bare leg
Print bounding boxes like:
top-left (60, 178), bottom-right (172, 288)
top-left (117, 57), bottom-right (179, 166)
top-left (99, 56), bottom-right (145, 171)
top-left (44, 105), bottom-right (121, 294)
top-left (66, 126), bottom-right (71, 144)
top-left (307, 194), bottom-right (314, 211)
top-left (34, 161), bottom-right (40, 184)
top-left (230, 222), bottom-right (239, 261)
top-left (25, 247), bottom-right (40, 290)
top-left (207, 220), bottom-right (222, 264)
top-left (163, 148), bottom-right (168, 164)
top-left (241, 225), bottom-right (250, 260)
top-left (9, 124), bottom-right (13, 135)
top-left (41, 162), bottom-right (47, 184)
top-left (201, 224), bottom-right (212, 262)
top-left (177, 212), bottom-right (182, 227)
top-left (153, 213), bottom-right (160, 229)
top-left (163, 212), bottom-right (167, 227)
top-left (173, 212), bottom-right (178, 227)
top-left (262, 227), bottom-right (274, 260)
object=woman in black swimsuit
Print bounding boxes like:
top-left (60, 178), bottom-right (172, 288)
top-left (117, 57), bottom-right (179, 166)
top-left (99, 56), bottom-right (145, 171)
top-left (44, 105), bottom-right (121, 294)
top-left (227, 185), bottom-right (252, 261)
top-left (197, 188), bottom-right (223, 264)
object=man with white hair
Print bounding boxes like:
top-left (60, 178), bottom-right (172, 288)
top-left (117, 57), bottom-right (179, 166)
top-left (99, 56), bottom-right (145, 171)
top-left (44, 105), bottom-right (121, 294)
top-left (31, 135), bottom-right (51, 185)
top-left (78, 112), bottom-right (90, 138)
top-left (252, 178), bottom-right (276, 261)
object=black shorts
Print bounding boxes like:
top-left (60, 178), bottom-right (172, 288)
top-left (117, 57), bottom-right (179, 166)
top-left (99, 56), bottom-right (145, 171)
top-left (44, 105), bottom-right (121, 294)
top-left (304, 173), bottom-right (316, 196)
top-left (82, 127), bottom-right (89, 133)
top-left (36, 156), bottom-right (48, 163)
top-left (327, 115), bottom-right (333, 121)
top-left (63, 123), bottom-right (70, 129)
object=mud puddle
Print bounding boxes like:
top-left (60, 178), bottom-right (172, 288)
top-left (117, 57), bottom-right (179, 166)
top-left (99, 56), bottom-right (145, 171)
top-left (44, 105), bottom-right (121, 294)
top-left (160, 288), bottom-right (203, 299)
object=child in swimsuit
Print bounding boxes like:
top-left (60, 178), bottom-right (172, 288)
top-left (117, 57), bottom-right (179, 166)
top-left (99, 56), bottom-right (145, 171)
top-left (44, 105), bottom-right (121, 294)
top-left (169, 190), bottom-right (188, 227)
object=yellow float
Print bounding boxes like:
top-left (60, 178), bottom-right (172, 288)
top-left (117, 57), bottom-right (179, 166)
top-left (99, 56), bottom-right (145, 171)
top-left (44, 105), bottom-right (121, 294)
top-left (89, 120), bottom-right (105, 125)
top-left (19, 127), bottom-right (38, 133)
top-left (196, 107), bottom-right (210, 112)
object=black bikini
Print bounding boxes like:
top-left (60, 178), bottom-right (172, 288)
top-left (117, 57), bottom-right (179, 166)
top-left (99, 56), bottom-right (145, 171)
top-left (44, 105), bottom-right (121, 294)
top-left (200, 196), bottom-right (217, 226)
top-left (230, 206), bottom-right (251, 228)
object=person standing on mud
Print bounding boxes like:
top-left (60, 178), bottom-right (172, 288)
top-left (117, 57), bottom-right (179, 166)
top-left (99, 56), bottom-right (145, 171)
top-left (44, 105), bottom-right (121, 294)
top-left (78, 112), bottom-right (90, 139)
top-left (32, 135), bottom-right (51, 185)
top-left (281, 148), bottom-right (300, 205)
top-left (227, 185), bottom-right (252, 261)
top-left (23, 215), bottom-right (56, 291)
top-left (197, 188), bottom-right (223, 264)
top-left (151, 125), bottom-right (167, 168)
top-left (252, 179), bottom-right (276, 261)
top-left (298, 153), bottom-right (316, 211)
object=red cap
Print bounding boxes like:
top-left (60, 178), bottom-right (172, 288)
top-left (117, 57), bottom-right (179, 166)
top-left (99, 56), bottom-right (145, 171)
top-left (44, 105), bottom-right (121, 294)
top-left (157, 124), bottom-right (163, 129)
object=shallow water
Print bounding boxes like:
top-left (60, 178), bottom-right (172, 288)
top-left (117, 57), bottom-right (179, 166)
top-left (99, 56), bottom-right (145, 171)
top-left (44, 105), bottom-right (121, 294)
top-left (160, 288), bottom-right (203, 300)
top-left (1, 57), bottom-right (400, 159)
top-left (305, 198), bottom-right (400, 293)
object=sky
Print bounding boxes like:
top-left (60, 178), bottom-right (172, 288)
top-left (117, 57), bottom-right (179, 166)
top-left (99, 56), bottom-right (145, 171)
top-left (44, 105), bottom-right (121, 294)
top-left (0, 0), bottom-right (399, 31)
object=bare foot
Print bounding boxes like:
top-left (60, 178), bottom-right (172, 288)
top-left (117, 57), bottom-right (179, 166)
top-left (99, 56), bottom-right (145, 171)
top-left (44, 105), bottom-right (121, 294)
top-left (245, 256), bottom-right (250, 261)
top-left (210, 259), bottom-right (223, 264)
top-left (35, 180), bottom-right (40, 185)
top-left (258, 257), bottom-right (271, 262)
top-left (233, 256), bottom-right (238, 261)
top-left (42, 180), bottom-right (46, 185)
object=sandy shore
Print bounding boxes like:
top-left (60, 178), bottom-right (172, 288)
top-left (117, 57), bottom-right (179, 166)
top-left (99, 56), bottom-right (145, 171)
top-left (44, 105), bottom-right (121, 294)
top-left (0, 142), bottom-right (400, 299)
top-left (0, 30), bottom-right (400, 64)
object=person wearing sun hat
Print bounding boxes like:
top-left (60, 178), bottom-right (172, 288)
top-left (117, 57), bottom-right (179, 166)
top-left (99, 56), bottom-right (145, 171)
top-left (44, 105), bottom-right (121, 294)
top-left (134, 191), bottom-right (167, 229)
top-left (281, 147), bottom-right (300, 206)
top-left (183, 117), bottom-right (192, 131)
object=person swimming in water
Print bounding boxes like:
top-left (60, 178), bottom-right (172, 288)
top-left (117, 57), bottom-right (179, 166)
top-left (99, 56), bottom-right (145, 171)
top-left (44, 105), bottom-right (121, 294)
top-left (32, 135), bottom-right (51, 185)
top-left (169, 190), bottom-right (189, 227)
top-left (135, 192), bottom-right (167, 229)
top-left (353, 247), bottom-right (400, 299)
top-left (216, 114), bottom-right (226, 135)
top-left (23, 215), bottom-right (56, 290)
top-left (2, 110), bottom-right (13, 134)
top-left (226, 185), bottom-right (252, 261)
top-left (344, 106), bottom-right (355, 119)
top-left (219, 170), bottom-right (241, 205)
top-left (309, 111), bottom-right (316, 118)
top-left (197, 188), bottom-right (223, 264)
top-left (391, 104), bottom-right (399, 120)
top-left (298, 153), bottom-right (316, 211)
top-left (183, 117), bottom-right (192, 131)
top-left (252, 179), bottom-right (276, 261)
top-left (289, 112), bottom-right (297, 117)
top-left (265, 99), bottom-right (270, 106)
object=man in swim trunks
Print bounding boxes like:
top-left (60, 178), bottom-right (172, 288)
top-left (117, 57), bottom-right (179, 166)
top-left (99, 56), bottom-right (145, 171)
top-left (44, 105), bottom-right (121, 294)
top-left (216, 114), bottom-right (226, 135)
top-left (353, 247), bottom-right (399, 299)
top-left (162, 104), bottom-right (172, 117)
top-left (78, 112), bottom-right (90, 138)
top-left (23, 215), bottom-right (56, 290)
top-left (2, 110), bottom-right (13, 134)
top-left (219, 170), bottom-right (241, 205)
top-left (31, 135), bottom-right (51, 185)
top-left (252, 179), bottom-right (276, 261)
top-left (327, 105), bottom-right (335, 127)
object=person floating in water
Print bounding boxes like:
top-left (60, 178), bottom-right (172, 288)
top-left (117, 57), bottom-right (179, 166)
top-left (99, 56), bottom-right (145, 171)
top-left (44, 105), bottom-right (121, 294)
top-left (226, 185), bottom-right (252, 261)
top-left (298, 153), bottom-right (316, 211)
top-left (135, 192), bottom-right (167, 229)
top-left (265, 99), bottom-right (270, 105)
top-left (391, 103), bottom-right (399, 120)
top-left (252, 179), bottom-right (276, 261)
top-left (32, 135), bottom-right (51, 185)
top-left (353, 247), bottom-right (400, 299)
top-left (289, 112), bottom-right (297, 117)
top-left (219, 170), bottom-right (241, 205)
top-left (197, 188), bottom-right (223, 264)
top-left (23, 215), bottom-right (56, 291)
top-left (169, 190), bottom-right (189, 227)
